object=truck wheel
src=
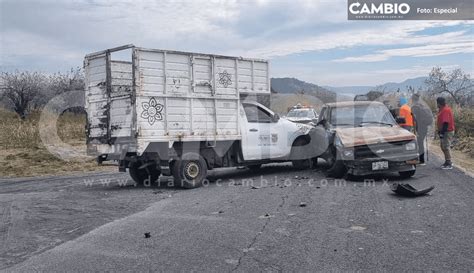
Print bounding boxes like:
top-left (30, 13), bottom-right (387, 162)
top-left (291, 137), bottom-right (312, 170)
top-left (129, 161), bottom-right (160, 186)
top-left (248, 164), bottom-right (262, 171)
top-left (399, 169), bottom-right (416, 178)
top-left (173, 153), bottom-right (208, 189)
top-left (326, 150), bottom-right (347, 178)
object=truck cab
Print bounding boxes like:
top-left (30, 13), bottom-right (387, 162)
top-left (240, 101), bottom-right (312, 161)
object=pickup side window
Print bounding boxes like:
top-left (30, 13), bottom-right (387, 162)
top-left (243, 104), bottom-right (272, 123)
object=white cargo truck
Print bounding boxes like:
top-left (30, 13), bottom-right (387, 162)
top-left (84, 45), bottom-right (316, 188)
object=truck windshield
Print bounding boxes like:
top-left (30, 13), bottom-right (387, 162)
top-left (330, 105), bottom-right (396, 126)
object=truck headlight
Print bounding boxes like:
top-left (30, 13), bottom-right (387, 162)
top-left (406, 142), bottom-right (416, 151)
top-left (343, 149), bottom-right (353, 157)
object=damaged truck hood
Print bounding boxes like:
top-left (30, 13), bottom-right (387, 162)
top-left (334, 126), bottom-right (416, 147)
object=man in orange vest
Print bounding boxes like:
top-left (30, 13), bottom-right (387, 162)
top-left (398, 97), bottom-right (414, 131)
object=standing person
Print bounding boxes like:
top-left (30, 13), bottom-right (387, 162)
top-left (411, 93), bottom-right (433, 165)
top-left (398, 97), bottom-right (414, 131)
top-left (436, 97), bottom-right (455, 170)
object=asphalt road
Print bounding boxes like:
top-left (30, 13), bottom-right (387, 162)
top-left (1, 154), bottom-right (473, 272)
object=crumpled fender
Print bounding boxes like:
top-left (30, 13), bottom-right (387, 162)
top-left (288, 126), bottom-right (329, 160)
top-left (390, 183), bottom-right (435, 197)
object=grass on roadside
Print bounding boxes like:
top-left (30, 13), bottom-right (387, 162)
top-left (0, 108), bottom-right (114, 177)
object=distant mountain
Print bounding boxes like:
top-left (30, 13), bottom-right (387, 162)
top-left (271, 77), bottom-right (337, 103)
top-left (377, 77), bottom-right (428, 93)
top-left (270, 76), bottom-right (431, 102)
top-left (324, 76), bottom-right (429, 96)
top-left (322, 85), bottom-right (373, 96)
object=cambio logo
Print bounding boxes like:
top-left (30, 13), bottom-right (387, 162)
top-left (349, 2), bottom-right (410, 15)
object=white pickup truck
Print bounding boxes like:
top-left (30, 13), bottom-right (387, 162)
top-left (84, 45), bottom-right (316, 188)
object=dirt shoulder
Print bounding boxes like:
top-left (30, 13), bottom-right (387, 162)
top-left (429, 140), bottom-right (474, 178)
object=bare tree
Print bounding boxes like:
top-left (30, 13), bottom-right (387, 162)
top-left (38, 67), bottom-right (85, 111)
top-left (49, 67), bottom-right (84, 95)
top-left (0, 71), bottom-right (46, 119)
top-left (425, 67), bottom-right (473, 106)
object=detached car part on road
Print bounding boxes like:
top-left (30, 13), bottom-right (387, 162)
top-left (84, 45), bottom-right (315, 188)
top-left (313, 101), bottom-right (419, 178)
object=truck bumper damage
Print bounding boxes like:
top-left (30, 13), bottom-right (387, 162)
top-left (342, 155), bottom-right (418, 176)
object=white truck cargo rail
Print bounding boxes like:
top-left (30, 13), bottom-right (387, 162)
top-left (85, 44), bottom-right (270, 155)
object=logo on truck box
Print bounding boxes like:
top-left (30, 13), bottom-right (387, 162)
top-left (141, 97), bottom-right (164, 125)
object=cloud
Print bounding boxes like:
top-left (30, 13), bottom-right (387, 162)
top-left (333, 31), bottom-right (473, 62)
top-left (0, 0), bottom-right (472, 87)
top-left (244, 21), bottom-right (473, 58)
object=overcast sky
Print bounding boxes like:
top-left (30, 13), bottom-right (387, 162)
top-left (0, 0), bottom-right (473, 86)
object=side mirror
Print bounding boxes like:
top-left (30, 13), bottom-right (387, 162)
top-left (316, 119), bottom-right (327, 127)
top-left (272, 114), bottom-right (280, 122)
top-left (396, 116), bottom-right (406, 124)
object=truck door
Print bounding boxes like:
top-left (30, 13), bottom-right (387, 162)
top-left (241, 103), bottom-right (276, 160)
top-left (85, 53), bottom-right (134, 145)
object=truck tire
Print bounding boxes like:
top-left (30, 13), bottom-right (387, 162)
top-left (326, 150), bottom-right (347, 178)
top-left (129, 161), bottom-right (160, 186)
top-left (173, 153), bottom-right (208, 189)
top-left (248, 164), bottom-right (262, 171)
top-left (399, 169), bottom-right (416, 178)
top-left (291, 137), bottom-right (312, 170)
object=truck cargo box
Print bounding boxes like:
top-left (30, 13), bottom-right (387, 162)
top-left (84, 45), bottom-right (270, 156)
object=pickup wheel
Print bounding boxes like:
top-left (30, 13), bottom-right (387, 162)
top-left (326, 150), bottom-right (347, 178)
top-left (173, 153), bottom-right (208, 189)
top-left (129, 161), bottom-right (160, 186)
top-left (399, 169), bottom-right (416, 178)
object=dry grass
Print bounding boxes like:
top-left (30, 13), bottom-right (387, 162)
top-left (0, 108), bottom-right (114, 177)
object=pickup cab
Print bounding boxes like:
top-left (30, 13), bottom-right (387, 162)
top-left (84, 45), bottom-right (314, 188)
top-left (313, 101), bottom-right (419, 178)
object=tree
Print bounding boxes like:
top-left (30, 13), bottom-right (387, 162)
top-left (0, 71), bottom-right (46, 119)
top-left (425, 67), bottom-right (473, 106)
top-left (49, 67), bottom-right (84, 95)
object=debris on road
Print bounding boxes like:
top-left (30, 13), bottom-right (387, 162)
top-left (242, 247), bottom-right (255, 253)
top-left (251, 186), bottom-right (260, 189)
top-left (144, 232), bottom-right (151, 238)
top-left (211, 210), bottom-right (224, 215)
top-left (390, 183), bottom-right (435, 197)
top-left (350, 225), bottom-right (367, 231)
top-left (259, 213), bottom-right (274, 219)
top-left (299, 202), bottom-right (307, 207)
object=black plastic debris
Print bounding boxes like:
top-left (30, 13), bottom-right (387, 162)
top-left (299, 202), bottom-right (307, 207)
top-left (144, 232), bottom-right (151, 238)
top-left (390, 183), bottom-right (434, 197)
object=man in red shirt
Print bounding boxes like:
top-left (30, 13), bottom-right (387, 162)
top-left (436, 97), bottom-right (455, 169)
